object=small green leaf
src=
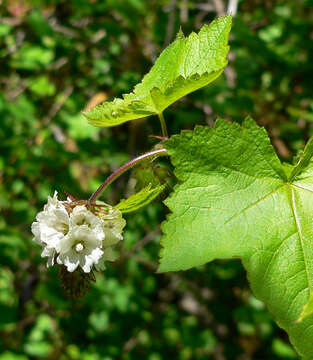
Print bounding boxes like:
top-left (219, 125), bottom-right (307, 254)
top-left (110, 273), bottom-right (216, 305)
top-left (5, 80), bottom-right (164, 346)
top-left (0, 24), bottom-right (12, 37)
top-left (63, 113), bottom-right (99, 140)
top-left (287, 107), bottom-right (313, 123)
top-left (28, 76), bottom-right (56, 96)
top-left (84, 15), bottom-right (231, 127)
top-left (160, 117), bottom-right (313, 359)
top-left (116, 184), bottom-right (165, 213)
top-left (289, 137), bottom-right (313, 181)
top-left (272, 338), bottom-right (298, 358)
top-left (10, 45), bottom-right (54, 70)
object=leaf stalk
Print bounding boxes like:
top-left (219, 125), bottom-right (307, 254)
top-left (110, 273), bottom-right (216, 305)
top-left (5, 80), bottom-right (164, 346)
top-left (158, 112), bottom-right (168, 138)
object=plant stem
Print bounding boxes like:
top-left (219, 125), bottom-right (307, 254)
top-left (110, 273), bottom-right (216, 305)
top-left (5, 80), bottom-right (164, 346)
top-left (158, 112), bottom-right (168, 138)
top-left (88, 148), bottom-right (168, 203)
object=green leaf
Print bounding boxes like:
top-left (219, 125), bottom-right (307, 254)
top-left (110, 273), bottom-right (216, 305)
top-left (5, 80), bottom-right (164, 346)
top-left (28, 76), bottom-right (56, 96)
top-left (84, 15), bottom-right (231, 127)
top-left (24, 315), bottom-right (54, 357)
top-left (63, 113), bottom-right (99, 140)
top-left (116, 184), bottom-right (165, 213)
top-left (0, 352), bottom-right (28, 360)
top-left (10, 45), bottom-right (54, 70)
top-left (272, 338), bottom-right (298, 359)
top-left (160, 117), bottom-right (313, 359)
top-left (0, 24), bottom-right (12, 37)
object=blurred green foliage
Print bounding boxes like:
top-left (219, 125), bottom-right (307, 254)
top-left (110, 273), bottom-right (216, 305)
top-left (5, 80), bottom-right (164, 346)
top-left (1, 0), bottom-right (312, 358)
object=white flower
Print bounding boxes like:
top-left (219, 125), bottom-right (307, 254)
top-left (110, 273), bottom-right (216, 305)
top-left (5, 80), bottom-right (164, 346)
top-left (56, 205), bottom-right (106, 272)
top-left (93, 206), bottom-right (126, 271)
top-left (31, 191), bottom-right (69, 265)
top-left (70, 205), bottom-right (105, 241)
top-left (41, 246), bottom-right (56, 267)
top-left (101, 207), bottom-right (126, 247)
top-left (57, 225), bottom-right (104, 273)
top-left (31, 192), bottom-right (126, 274)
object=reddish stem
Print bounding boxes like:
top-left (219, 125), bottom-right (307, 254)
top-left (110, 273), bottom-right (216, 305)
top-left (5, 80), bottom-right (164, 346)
top-left (88, 148), bottom-right (167, 203)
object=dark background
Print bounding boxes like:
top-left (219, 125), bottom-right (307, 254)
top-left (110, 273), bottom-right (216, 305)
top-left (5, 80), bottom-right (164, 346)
top-left (1, 0), bottom-right (313, 359)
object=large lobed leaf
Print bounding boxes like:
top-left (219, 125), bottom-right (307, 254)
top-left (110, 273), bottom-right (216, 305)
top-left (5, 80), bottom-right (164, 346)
top-left (160, 117), bottom-right (313, 359)
top-left (84, 15), bottom-right (231, 127)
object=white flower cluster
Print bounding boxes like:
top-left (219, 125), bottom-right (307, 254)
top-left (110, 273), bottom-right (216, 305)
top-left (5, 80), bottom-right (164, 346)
top-left (31, 192), bottom-right (126, 273)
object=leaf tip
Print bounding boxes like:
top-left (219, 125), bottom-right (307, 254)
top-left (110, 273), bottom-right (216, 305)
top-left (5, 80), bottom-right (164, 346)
top-left (82, 109), bottom-right (98, 126)
top-left (211, 13), bottom-right (232, 27)
top-left (176, 26), bottom-right (185, 40)
top-left (81, 110), bottom-right (88, 119)
top-left (221, 13), bottom-right (233, 25)
top-left (225, 13), bottom-right (233, 21)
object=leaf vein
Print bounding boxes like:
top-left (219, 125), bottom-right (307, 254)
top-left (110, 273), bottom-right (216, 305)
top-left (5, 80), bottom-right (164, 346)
top-left (293, 183), bottom-right (313, 194)
top-left (286, 286), bottom-right (308, 318)
top-left (287, 184), bottom-right (312, 293)
top-left (217, 184), bottom-right (285, 230)
top-left (262, 231), bottom-right (298, 283)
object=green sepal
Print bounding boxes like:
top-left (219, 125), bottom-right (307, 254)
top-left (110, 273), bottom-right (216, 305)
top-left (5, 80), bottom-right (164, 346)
top-left (115, 184), bottom-right (165, 213)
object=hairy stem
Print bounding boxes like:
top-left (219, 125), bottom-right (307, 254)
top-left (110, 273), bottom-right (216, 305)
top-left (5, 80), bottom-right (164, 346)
top-left (89, 148), bottom-right (168, 203)
top-left (158, 112), bottom-right (168, 138)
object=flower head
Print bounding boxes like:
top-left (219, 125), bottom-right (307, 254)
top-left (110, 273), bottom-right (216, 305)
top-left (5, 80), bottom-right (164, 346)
top-left (31, 192), bottom-right (126, 274)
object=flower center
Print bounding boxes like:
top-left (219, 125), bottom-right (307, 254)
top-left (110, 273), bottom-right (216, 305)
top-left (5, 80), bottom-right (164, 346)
top-left (56, 222), bottom-right (69, 235)
top-left (77, 217), bottom-right (90, 226)
top-left (75, 243), bottom-right (84, 252)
